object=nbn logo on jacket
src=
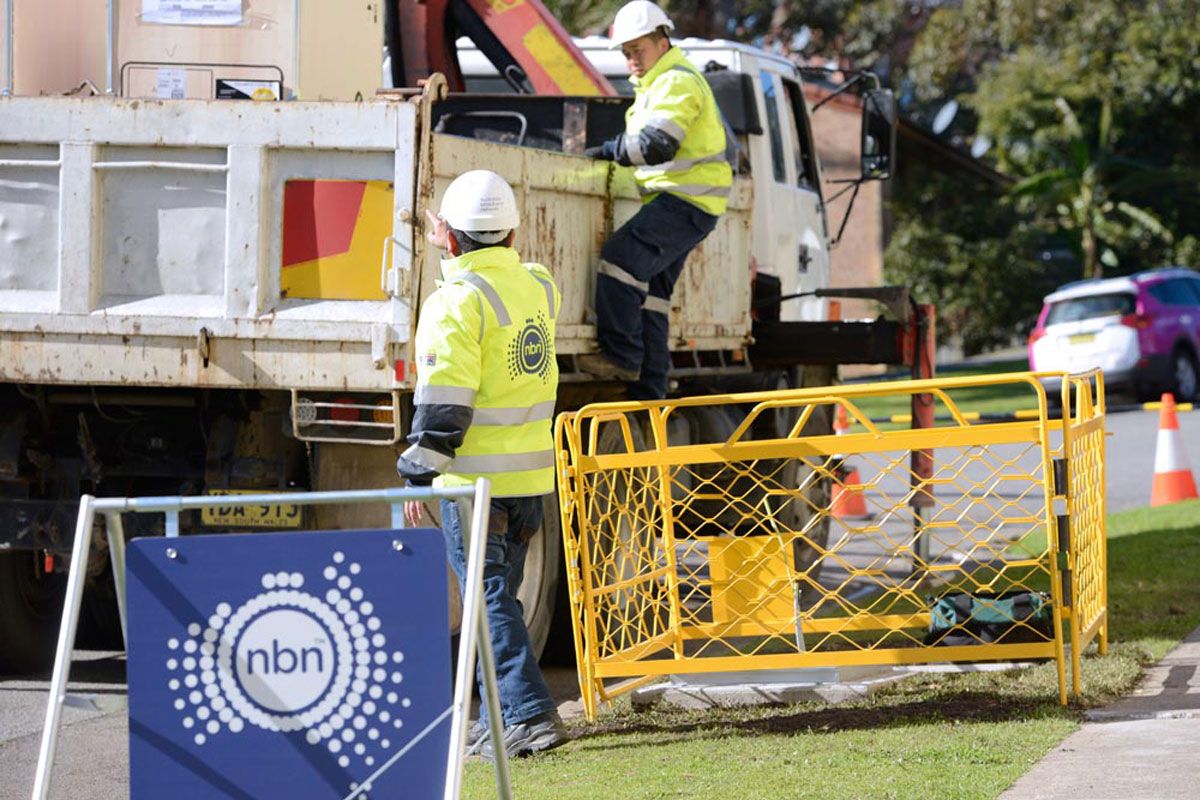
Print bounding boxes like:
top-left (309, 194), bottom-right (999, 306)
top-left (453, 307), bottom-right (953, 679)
top-left (508, 313), bottom-right (553, 381)
top-left (127, 529), bottom-right (451, 800)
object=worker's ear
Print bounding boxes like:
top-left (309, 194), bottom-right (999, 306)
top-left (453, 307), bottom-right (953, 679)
top-left (446, 229), bottom-right (462, 256)
top-left (503, 231), bottom-right (516, 248)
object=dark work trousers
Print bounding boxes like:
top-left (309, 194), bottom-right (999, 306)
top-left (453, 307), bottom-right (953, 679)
top-left (595, 192), bottom-right (719, 400)
top-left (439, 495), bottom-right (555, 727)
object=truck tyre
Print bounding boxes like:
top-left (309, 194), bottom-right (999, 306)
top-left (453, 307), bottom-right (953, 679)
top-left (517, 493), bottom-right (562, 660)
top-left (570, 418), bottom-right (663, 655)
top-left (750, 368), bottom-right (832, 580)
top-left (667, 405), bottom-right (731, 536)
top-left (312, 442), bottom-right (563, 661)
top-left (0, 551), bottom-right (65, 675)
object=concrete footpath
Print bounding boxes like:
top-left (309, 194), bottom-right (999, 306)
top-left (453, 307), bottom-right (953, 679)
top-left (1001, 625), bottom-right (1200, 800)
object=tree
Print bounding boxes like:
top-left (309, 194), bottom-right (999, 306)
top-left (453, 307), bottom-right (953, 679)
top-left (883, 0), bottom-right (1200, 351)
top-left (969, 0), bottom-right (1200, 271)
top-left (1008, 98), bottom-right (1173, 280)
top-left (883, 159), bottom-right (1072, 355)
top-left (540, 0), bottom-right (623, 36)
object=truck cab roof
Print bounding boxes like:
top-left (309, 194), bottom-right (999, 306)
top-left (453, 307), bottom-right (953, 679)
top-left (455, 34), bottom-right (800, 95)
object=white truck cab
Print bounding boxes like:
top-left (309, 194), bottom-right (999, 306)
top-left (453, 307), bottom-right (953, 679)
top-left (457, 35), bottom-right (833, 325)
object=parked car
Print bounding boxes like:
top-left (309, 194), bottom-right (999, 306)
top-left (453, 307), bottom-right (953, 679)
top-left (1028, 268), bottom-right (1200, 402)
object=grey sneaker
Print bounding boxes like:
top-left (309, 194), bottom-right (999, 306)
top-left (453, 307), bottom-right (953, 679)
top-left (577, 353), bottom-right (639, 382)
top-left (464, 720), bottom-right (489, 756)
top-left (480, 711), bottom-right (569, 759)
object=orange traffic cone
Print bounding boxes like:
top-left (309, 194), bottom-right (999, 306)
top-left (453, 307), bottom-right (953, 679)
top-left (831, 405), bottom-right (871, 519)
top-left (832, 403), bottom-right (850, 450)
top-left (1151, 393), bottom-right (1198, 506)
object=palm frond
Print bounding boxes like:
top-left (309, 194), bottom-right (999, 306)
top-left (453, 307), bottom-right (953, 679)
top-left (1116, 201), bottom-right (1172, 240)
top-left (1009, 169), bottom-right (1069, 198)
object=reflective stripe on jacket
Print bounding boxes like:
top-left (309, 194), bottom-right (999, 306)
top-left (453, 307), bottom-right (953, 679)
top-left (397, 246), bottom-right (560, 497)
top-left (625, 47), bottom-right (733, 216)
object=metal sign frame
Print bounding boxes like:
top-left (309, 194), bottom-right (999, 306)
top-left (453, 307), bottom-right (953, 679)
top-left (31, 481), bottom-right (511, 800)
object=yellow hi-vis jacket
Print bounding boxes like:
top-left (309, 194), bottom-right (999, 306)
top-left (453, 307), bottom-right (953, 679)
top-left (623, 47), bottom-right (733, 216)
top-left (396, 246), bottom-right (560, 498)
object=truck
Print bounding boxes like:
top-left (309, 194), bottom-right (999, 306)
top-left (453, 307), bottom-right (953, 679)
top-left (0, 0), bottom-right (917, 672)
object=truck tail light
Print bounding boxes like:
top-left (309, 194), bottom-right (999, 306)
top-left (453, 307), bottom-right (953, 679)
top-left (330, 396), bottom-right (360, 422)
top-left (1027, 328), bottom-right (1046, 345)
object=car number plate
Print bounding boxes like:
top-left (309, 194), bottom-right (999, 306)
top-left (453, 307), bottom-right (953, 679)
top-left (201, 490), bottom-right (302, 529)
top-left (1067, 333), bottom-right (1096, 345)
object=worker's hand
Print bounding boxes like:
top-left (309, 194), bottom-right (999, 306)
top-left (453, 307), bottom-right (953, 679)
top-left (404, 500), bottom-right (425, 528)
top-left (424, 209), bottom-right (450, 250)
top-left (583, 145), bottom-right (610, 160)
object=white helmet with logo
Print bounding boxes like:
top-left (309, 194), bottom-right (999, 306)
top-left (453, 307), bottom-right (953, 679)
top-left (609, 1), bottom-right (674, 49)
top-left (439, 170), bottom-right (520, 242)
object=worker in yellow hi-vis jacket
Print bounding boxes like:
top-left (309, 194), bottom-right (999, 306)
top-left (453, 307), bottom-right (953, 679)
top-left (578, 0), bottom-right (734, 399)
top-left (396, 170), bottom-right (567, 759)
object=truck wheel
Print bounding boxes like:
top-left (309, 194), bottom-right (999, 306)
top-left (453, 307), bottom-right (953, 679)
top-left (572, 418), bottom-right (662, 655)
top-left (751, 369), bottom-right (832, 579)
top-left (517, 493), bottom-right (562, 661)
top-left (673, 405), bottom-right (740, 536)
top-left (410, 495), bottom-right (562, 663)
top-left (0, 551), bottom-right (65, 674)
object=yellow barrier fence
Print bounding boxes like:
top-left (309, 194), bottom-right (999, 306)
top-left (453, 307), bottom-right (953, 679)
top-left (555, 371), bottom-right (1108, 720)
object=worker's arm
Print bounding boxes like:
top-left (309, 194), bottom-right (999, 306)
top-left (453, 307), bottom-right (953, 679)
top-left (396, 286), bottom-right (482, 485)
top-left (586, 71), bottom-right (703, 167)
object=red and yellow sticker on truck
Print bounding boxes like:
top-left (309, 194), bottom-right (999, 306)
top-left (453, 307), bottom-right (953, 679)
top-left (281, 179), bottom-right (394, 301)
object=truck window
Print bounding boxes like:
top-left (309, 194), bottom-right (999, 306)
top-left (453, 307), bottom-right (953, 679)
top-left (759, 71), bottom-right (787, 184)
top-left (782, 78), bottom-right (818, 191)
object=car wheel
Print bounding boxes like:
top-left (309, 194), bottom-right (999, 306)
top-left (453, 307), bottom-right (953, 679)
top-left (1171, 348), bottom-right (1199, 403)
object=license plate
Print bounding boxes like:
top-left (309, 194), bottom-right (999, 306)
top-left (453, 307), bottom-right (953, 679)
top-left (201, 490), bottom-right (302, 529)
top-left (1067, 333), bottom-right (1096, 345)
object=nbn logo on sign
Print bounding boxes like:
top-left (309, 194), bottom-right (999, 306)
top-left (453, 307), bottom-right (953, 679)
top-left (232, 605), bottom-right (338, 714)
top-left (245, 638), bottom-right (327, 675)
top-left (127, 533), bottom-right (452, 800)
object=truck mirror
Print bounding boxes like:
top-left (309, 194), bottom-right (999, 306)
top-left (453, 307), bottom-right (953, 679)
top-left (860, 88), bottom-right (896, 180)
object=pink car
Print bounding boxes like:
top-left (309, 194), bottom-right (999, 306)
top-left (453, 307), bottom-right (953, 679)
top-left (1028, 268), bottom-right (1200, 402)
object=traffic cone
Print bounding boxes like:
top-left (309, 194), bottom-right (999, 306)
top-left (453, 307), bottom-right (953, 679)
top-left (831, 405), bottom-right (871, 519)
top-left (832, 403), bottom-right (850, 440)
top-left (1151, 393), bottom-right (1198, 506)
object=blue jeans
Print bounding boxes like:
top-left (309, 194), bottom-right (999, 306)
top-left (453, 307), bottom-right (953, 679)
top-left (440, 496), bottom-right (555, 727)
top-left (596, 192), bottom-right (719, 400)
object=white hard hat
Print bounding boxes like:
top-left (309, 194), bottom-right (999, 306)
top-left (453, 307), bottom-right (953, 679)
top-left (439, 170), bottom-right (519, 238)
top-left (610, 1), bottom-right (674, 48)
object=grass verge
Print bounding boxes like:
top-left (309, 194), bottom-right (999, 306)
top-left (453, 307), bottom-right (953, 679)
top-left (463, 500), bottom-right (1200, 799)
top-left (845, 359), bottom-right (1041, 426)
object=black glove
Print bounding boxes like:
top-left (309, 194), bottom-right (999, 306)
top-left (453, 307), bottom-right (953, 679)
top-left (583, 145), bottom-right (610, 160)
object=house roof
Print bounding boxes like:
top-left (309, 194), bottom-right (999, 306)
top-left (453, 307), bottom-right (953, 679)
top-left (897, 118), bottom-right (1012, 188)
